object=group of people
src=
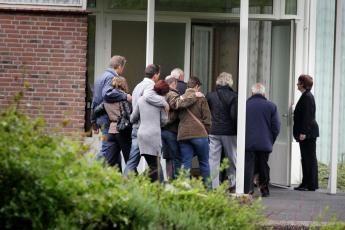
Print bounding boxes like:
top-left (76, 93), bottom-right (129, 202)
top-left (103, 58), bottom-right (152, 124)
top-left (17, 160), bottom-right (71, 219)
top-left (91, 55), bottom-right (319, 197)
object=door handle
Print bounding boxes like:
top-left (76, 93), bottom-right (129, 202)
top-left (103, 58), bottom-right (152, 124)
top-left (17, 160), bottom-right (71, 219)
top-left (282, 113), bottom-right (290, 126)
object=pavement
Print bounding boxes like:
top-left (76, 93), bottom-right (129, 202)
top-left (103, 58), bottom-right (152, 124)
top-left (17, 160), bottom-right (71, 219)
top-left (260, 185), bottom-right (345, 228)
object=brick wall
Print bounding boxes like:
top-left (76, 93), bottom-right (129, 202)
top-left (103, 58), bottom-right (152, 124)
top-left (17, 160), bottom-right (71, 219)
top-left (0, 11), bottom-right (88, 135)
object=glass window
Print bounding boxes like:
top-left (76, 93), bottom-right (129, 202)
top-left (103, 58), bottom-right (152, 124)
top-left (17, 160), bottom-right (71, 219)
top-left (154, 22), bottom-right (185, 78)
top-left (285, 0), bottom-right (297, 15)
top-left (0, 0), bottom-right (81, 5)
top-left (108, 0), bottom-right (147, 10)
top-left (110, 20), bottom-right (186, 90)
top-left (87, 0), bottom-right (96, 8)
top-left (107, 0), bottom-right (273, 14)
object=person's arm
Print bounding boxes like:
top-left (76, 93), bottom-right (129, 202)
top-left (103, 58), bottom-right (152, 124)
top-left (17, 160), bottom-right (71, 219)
top-left (160, 108), bottom-right (169, 127)
top-left (230, 97), bottom-right (238, 124)
top-left (271, 105), bottom-right (281, 143)
top-left (175, 92), bottom-right (198, 109)
top-left (102, 77), bottom-right (128, 103)
top-left (143, 89), bottom-right (169, 113)
top-left (299, 95), bottom-right (313, 140)
top-left (130, 103), bottom-right (140, 124)
top-left (200, 99), bottom-right (212, 133)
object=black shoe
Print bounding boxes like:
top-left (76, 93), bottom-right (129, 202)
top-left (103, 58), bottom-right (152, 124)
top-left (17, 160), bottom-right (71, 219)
top-left (260, 186), bottom-right (270, 197)
top-left (294, 186), bottom-right (308, 191)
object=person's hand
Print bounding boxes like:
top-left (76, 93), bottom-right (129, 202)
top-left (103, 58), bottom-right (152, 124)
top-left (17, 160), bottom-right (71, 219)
top-left (127, 94), bottom-right (132, 102)
top-left (164, 104), bottom-right (170, 113)
top-left (299, 134), bottom-right (306, 141)
top-left (92, 122), bottom-right (99, 134)
top-left (195, 92), bottom-right (204, 97)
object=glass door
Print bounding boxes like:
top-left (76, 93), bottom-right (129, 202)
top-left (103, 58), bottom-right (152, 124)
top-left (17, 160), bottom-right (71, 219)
top-left (268, 21), bottom-right (294, 186)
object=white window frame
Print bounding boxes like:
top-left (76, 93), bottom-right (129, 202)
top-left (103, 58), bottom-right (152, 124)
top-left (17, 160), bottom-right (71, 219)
top-left (0, 0), bottom-right (87, 10)
top-left (96, 11), bottom-right (191, 80)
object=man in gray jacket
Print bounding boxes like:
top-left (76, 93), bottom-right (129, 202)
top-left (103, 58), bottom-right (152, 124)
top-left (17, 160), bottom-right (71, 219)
top-left (124, 64), bottom-right (169, 176)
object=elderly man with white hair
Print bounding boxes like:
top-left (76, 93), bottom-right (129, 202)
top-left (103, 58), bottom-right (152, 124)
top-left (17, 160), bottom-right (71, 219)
top-left (244, 83), bottom-right (280, 197)
top-left (171, 68), bottom-right (187, 95)
top-left (206, 72), bottom-right (238, 192)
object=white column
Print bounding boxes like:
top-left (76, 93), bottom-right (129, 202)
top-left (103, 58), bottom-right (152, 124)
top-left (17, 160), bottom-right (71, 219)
top-left (146, 0), bottom-right (155, 66)
top-left (184, 20), bottom-right (191, 81)
top-left (329, 0), bottom-right (342, 195)
top-left (236, 0), bottom-right (249, 194)
top-left (308, 0), bottom-right (317, 77)
top-left (303, 0), bottom-right (310, 72)
top-left (81, 0), bottom-right (87, 10)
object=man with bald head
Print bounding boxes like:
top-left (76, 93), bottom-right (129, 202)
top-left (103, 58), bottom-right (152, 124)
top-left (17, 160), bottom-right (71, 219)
top-left (244, 83), bottom-right (280, 197)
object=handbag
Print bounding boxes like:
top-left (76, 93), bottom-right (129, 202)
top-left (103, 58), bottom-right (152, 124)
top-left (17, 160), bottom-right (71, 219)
top-left (116, 101), bottom-right (132, 132)
top-left (186, 108), bottom-right (208, 136)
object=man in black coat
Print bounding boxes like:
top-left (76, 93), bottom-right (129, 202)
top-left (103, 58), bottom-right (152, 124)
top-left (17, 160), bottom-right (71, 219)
top-left (244, 83), bottom-right (280, 197)
top-left (207, 72), bottom-right (238, 191)
top-left (293, 74), bottom-right (319, 191)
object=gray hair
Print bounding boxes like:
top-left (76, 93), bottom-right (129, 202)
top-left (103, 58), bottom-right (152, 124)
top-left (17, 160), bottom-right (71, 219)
top-left (251, 83), bottom-right (266, 95)
top-left (108, 55), bottom-right (126, 69)
top-left (165, 75), bottom-right (177, 85)
top-left (170, 68), bottom-right (184, 80)
top-left (216, 72), bottom-right (233, 87)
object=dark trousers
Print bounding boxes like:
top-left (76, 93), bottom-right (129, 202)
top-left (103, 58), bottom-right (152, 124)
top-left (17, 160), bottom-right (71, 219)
top-left (161, 130), bottom-right (181, 179)
top-left (299, 138), bottom-right (318, 190)
top-left (244, 151), bottom-right (270, 194)
top-left (143, 154), bottom-right (163, 182)
top-left (104, 132), bottom-right (132, 172)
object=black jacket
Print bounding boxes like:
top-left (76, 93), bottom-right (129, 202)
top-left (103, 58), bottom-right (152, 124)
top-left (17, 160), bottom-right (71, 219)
top-left (176, 80), bottom-right (187, 95)
top-left (293, 90), bottom-right (319, 141)
top-left (206, 85), bottom-right (237, 135)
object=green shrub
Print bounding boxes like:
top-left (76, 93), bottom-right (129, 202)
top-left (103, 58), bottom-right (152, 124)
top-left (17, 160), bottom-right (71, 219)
top-left (319, 162), bottom-right (345, 191)
top-left (0, 106), bottom-right (263, 229)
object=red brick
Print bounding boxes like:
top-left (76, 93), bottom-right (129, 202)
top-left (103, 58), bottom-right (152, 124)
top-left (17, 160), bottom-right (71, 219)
top-left (0, 12), bottom-right (87, 135)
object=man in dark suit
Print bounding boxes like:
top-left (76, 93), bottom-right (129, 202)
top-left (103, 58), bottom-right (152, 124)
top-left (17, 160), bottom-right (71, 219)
top-left (244, 83), bottom-right (281, 197)
top-left (293, 74), bottom-right (319, 191)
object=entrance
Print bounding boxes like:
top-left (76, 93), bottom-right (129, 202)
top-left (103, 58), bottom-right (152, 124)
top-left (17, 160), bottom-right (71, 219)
top-left (191, 20), bottom-right (294, 186)
top-left (268, 21), bottom-right (294, 186)
top-left (100, 16), bottom-right (295, 184)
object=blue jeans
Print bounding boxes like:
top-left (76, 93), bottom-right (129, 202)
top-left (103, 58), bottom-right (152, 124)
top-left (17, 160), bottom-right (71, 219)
top-left (124, 127), bottom-right (141, 176)
top-left (161, 130), bottom-right (181, 179)
top-left (179, 137), bottom-right (210, 185)
top-left (95, 123), bottom-right (110, 161)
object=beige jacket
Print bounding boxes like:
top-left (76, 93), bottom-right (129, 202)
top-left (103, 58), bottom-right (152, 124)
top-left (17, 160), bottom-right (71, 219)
top-left (104, 102), bottom-right (121, 134)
